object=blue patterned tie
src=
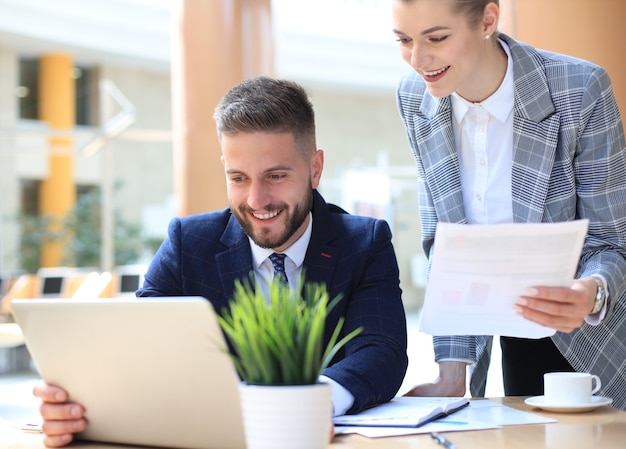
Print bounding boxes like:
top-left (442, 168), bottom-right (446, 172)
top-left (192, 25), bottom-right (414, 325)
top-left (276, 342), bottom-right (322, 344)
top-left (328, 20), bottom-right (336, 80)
top-left (269, 252), bottom-right (288, 285)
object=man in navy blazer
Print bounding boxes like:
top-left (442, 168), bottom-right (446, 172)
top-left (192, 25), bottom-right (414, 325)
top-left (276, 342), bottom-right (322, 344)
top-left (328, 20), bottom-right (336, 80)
top-left (33, 77), bottom-right (408, 447)
top-left (137, 188), bottom-right (408, 415)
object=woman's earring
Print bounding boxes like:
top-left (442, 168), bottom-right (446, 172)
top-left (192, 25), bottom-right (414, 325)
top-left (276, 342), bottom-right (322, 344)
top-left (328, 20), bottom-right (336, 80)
top-left (485, 34), bottom-right (491, 40)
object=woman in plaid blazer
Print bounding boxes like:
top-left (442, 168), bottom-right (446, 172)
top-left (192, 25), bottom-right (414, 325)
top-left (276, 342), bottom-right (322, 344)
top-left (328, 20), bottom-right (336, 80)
top-left (393, 0), bottom-right (626, 409)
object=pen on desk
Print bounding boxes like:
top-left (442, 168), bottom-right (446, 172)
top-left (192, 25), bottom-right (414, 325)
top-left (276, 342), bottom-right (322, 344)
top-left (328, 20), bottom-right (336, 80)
top-left (21, 423), bottom-right (43, 434)
top-left (431, 432), bottom-right (456, 449)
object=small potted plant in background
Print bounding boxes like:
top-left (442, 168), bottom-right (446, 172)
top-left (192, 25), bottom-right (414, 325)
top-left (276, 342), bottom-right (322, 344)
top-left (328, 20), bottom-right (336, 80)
top-left (217, 274), bottom-right (361, 449)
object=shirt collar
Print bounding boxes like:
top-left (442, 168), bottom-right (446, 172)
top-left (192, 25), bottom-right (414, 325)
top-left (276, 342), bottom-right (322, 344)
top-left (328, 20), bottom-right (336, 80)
top-left (249, 212), bottom-right (312, 269)
top-left (451, 38), bottom-right (514, 124)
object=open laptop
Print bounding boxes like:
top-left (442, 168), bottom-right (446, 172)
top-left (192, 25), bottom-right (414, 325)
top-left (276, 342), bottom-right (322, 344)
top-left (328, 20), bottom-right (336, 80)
top-left (10, 297), bottom-right (246, 449)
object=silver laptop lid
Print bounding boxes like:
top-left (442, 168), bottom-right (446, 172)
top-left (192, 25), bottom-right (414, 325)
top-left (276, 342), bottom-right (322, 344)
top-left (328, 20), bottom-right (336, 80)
top-left (11, 297), bottom-right (246, 449)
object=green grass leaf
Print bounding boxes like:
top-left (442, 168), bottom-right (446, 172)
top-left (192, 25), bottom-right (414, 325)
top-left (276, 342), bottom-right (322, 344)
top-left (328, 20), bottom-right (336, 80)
top-left (217, 273), bottom-right (361, 385)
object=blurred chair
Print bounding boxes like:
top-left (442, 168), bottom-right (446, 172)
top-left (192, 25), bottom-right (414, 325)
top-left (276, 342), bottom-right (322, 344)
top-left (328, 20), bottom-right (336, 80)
top-left (111, 264), bottom-right (147, 297)
top-left (0, 274), bottom-right (37, 318)
top-left (72, 271), bottom-right (114, 299)
top-left (0, 272), bottom-right (29, 347)
top-left (1, 267), bottom-right (99, 318)
top-left (0, 270), bottom-right (26, 298)
top-left (36, 267), bottom-right (78, 298)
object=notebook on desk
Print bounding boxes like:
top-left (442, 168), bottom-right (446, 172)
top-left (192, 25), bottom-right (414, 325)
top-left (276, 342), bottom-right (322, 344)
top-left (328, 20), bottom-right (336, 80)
top-left (333, 396), bottom-right (469, 428)
top-left (11, 297), bottom-right (246, 449)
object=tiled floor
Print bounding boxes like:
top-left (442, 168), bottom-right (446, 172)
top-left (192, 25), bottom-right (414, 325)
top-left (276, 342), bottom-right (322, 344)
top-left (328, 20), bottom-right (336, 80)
top-left (0, 309), bottom-right (504, 424)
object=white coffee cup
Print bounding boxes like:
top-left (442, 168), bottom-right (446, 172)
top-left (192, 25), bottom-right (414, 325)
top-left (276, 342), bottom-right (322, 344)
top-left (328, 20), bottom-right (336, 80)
top-left (543, 372), bottom-right (601, 405)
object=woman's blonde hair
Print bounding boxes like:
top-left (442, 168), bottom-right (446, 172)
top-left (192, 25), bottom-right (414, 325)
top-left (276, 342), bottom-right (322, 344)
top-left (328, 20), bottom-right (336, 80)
top-left (451, 0), bottom-right (499, 27)
top-left (400, 0), bottom-right (499, 30)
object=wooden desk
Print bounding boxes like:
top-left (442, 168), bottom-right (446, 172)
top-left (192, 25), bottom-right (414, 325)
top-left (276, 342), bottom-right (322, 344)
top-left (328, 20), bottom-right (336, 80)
top-left (2, 397), bottom-right (624, 449)
top-left (335, 397), bottom-right (625, 449)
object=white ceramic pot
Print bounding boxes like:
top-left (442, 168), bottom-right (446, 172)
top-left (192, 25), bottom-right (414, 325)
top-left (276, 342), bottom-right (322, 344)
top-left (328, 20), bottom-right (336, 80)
top-left (238, 382), bottom-right (332, 449)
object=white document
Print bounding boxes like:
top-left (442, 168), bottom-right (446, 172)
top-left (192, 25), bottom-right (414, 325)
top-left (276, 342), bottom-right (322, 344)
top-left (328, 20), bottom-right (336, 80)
top-left (334, 399), bottom-right (555, 438)
top-left (419, 220), bottom-right (588, 338)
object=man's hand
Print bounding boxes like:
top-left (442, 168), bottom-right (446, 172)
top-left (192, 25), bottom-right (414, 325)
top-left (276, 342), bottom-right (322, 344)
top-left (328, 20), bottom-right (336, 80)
top-left (514, 278), bottom-right (597, 333)
top-left (403, 361), bottom-right (467, 397)
top-left (32, 383), bottom-right (87, 448)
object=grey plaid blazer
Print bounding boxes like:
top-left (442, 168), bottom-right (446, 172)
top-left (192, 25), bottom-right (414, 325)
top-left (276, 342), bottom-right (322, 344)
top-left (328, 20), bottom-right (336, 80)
top-left (396, 33), bottom-right (626, 409)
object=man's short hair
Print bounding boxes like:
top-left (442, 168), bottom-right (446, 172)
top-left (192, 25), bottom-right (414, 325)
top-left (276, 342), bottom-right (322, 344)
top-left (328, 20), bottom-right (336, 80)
top-left (214, 76), bottom-right (316, 153)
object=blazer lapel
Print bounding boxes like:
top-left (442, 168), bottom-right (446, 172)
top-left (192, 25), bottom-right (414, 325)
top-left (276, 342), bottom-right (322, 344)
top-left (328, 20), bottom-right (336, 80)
top-left (216, 214), bottom-right (254, 300)
top-left (503, 34), bottom-right (561, 224)
top-left (302, 191), bottom-right (340, 291)
top-left (415, 94), bottom-right (467, 224)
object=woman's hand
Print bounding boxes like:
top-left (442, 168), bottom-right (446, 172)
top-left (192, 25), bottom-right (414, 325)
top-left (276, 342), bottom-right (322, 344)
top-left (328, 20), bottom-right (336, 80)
top-left (514, 278), bottom-right (598, 332)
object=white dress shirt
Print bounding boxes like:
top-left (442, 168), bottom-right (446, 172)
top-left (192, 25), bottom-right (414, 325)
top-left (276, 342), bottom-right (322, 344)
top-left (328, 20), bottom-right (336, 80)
top-left (451, 40), bottom-right (515, 225)
top-left (248, 212), bottom-right (355, 415)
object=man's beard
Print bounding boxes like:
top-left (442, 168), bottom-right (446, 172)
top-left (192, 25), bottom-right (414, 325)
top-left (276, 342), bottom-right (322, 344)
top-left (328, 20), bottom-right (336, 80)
top-left (232, 188), bottom-right (313, 249)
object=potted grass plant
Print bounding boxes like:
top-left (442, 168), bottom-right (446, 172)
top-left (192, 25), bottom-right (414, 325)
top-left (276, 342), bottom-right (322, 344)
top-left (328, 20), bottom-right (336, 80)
top-left (217, 274), bottom-right (361, 449)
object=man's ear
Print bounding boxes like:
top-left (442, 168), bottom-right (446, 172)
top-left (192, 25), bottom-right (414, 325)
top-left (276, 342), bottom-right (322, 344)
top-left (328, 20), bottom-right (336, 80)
top-left (311, 149), bottom-right (324, 189)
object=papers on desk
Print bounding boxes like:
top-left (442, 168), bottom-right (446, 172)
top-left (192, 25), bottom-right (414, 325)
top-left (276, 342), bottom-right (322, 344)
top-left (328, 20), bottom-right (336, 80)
top-left (334, 399), bottom-right (556, 438)
top-left (333, 397), bottom-right (469, 427)
top-left (420, 220), bottom-right (588, 338)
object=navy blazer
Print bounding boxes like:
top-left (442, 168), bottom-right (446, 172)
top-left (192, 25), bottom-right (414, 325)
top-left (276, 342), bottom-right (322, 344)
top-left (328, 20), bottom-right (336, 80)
top-left (137, 190), bottom-right (408, 414)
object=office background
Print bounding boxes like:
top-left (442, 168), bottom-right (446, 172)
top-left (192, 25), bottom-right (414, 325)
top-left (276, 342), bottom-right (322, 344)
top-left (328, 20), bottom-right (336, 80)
top-left (0, 0), bottom-right (624, 313)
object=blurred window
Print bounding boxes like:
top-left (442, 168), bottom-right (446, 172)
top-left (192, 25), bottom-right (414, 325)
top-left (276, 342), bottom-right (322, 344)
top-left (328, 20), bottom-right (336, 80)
top-left (17, 57), bottom-right (97, 126)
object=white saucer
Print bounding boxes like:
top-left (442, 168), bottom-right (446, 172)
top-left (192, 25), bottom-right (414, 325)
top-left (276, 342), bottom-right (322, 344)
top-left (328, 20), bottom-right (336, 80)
top-left (525, 395), bottom-right (613, 413)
